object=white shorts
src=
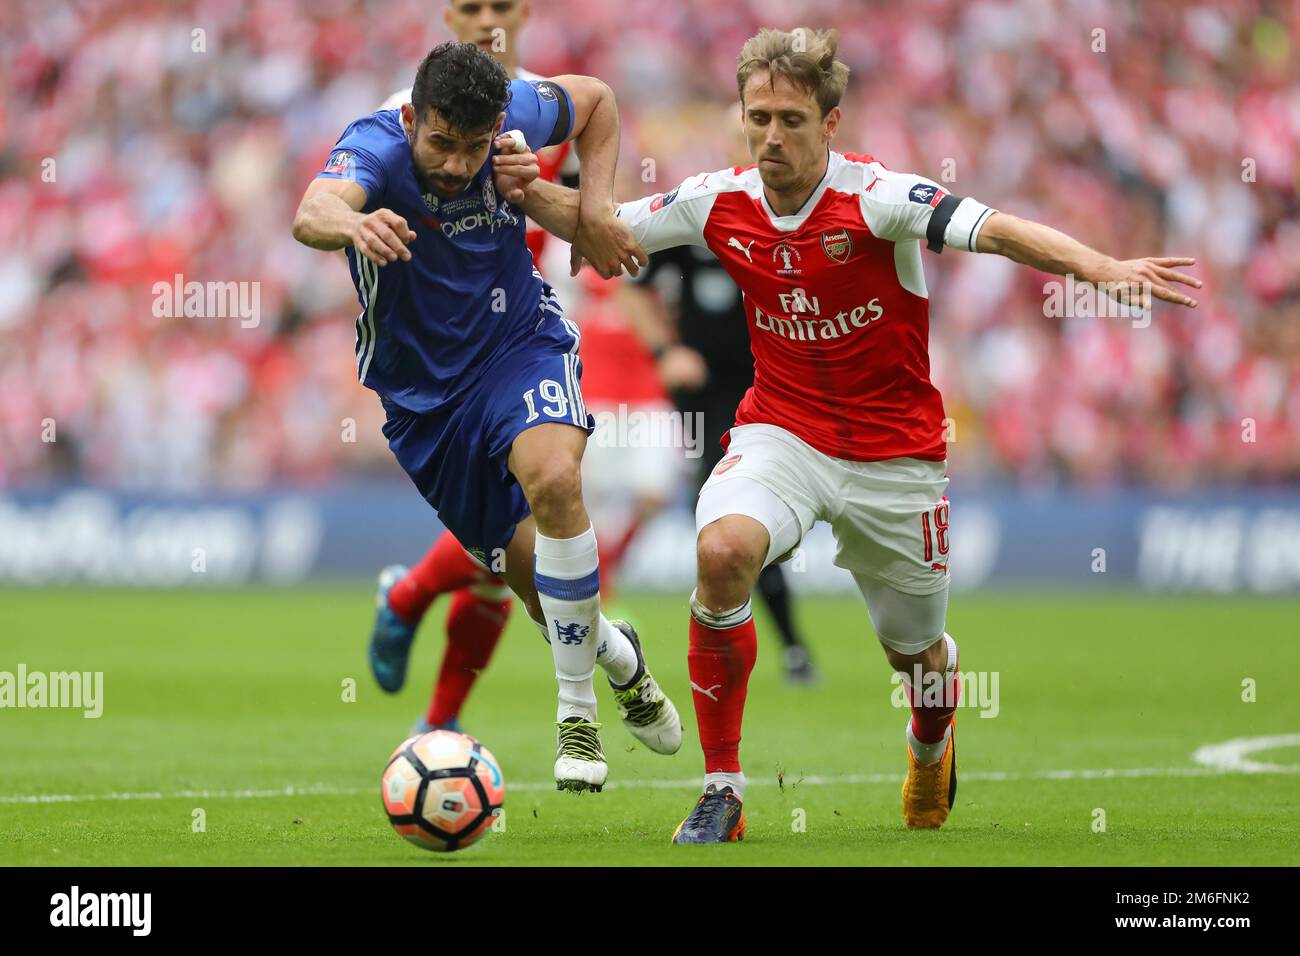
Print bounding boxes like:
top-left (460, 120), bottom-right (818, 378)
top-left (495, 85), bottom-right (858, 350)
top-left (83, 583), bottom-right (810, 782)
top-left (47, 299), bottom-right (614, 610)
top-left (695, 423), bottom-right (951, 596)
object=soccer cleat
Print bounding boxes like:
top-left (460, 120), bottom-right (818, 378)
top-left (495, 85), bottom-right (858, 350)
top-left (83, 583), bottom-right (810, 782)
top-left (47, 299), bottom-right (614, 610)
top-left (782, 644), bottom-right (819, 685)
top-left (410, 715), bottom-right (462, 736)
top-left (369, 564), bottom-right (418, 693)
top-left (672, 784), bottom-right (746, 844)
top-left (607, 619), bottom-right (683, 755)
top-left (902, 723), bottom-right (957, 829)
top-left (554, 716), bottom-right (607, 793)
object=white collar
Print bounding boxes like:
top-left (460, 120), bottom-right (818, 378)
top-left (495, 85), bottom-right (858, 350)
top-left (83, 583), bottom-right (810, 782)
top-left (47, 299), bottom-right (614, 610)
top-left (759, 149), bottom-right (839, 231)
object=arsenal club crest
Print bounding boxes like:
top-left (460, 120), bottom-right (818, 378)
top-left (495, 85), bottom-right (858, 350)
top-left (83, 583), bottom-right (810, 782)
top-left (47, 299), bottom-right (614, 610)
top-left (821, 228), bottom-right (853, 264)
top-left (714, 454), bottom-right (742, 475)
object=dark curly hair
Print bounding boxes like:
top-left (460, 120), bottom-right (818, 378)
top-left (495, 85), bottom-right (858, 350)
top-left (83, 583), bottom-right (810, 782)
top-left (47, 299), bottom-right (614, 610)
top-left (410, 41), bottom-right (511, 134)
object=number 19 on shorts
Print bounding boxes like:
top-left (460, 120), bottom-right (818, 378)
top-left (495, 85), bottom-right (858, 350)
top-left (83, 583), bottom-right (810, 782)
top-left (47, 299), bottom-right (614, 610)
top-left (522, 380), bottom-right (569, 423)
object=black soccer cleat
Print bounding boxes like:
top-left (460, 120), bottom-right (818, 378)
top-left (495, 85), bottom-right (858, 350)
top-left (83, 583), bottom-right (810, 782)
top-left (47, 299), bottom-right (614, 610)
top-left (672, 784), bottom-right (746, 844)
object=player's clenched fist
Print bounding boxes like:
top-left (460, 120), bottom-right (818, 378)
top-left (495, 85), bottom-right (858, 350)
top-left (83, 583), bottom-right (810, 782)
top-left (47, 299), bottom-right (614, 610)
top-left (353, 208), bottom-right (416, 266)
top-left (492, 130), bottom-right (540, 204)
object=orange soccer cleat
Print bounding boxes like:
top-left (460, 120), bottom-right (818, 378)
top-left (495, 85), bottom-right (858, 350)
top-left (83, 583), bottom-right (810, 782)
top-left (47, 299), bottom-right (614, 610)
top-left (902, 723), bottom-right (957, 830)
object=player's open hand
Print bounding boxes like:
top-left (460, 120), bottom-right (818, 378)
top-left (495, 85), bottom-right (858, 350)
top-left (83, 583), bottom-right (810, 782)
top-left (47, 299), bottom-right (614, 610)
top-left (1096, 257), bottom-right (1201, 310)
top-left (353, 208), bottom-right (416, 267)
top-left (492, 131), bottom-right (539, 204)
top-left (571, 207), bottom-right (649, 279)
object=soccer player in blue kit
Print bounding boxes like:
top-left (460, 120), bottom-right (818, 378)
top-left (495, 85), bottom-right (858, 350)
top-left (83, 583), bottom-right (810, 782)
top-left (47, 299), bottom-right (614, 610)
top-left (292, 42), bottom-right (682, 792)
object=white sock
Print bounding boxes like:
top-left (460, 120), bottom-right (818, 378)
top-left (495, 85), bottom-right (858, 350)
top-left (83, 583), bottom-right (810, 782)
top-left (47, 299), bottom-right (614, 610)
top-left (534, 526), bottom-right (602, 722)
top-left (689, 588), bottom-right (753, 629)
top-left (907, 721), bottom-right (952, 765)
top-left (595, 615), bottom-right (640, 687)
top-left (703, 771), bottom-right (746, 799)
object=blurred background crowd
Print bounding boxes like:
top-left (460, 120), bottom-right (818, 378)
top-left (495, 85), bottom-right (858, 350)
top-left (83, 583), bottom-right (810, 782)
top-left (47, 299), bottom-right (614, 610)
top-left (1, 0), bottom-right (1297, 491)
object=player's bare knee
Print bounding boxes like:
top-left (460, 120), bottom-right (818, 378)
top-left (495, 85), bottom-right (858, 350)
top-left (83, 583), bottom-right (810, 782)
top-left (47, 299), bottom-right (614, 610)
top-left (695, 524), bottom-right (763, 597)
top-left (883, 637), bottom-right (946, 676)
top-left (518, 459), bottom-right (582, 519)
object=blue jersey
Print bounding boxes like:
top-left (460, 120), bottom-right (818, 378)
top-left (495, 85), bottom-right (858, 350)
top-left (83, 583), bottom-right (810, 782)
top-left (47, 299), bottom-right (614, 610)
top-left (316, 78), bottom-right (576, 414)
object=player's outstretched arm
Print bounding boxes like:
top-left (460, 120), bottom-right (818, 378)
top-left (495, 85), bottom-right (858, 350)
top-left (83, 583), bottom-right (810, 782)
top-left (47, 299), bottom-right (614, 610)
top-left (545, 74), bottom-right (647, 278)
top-left (975, 211), bottom-right (1201, 310)
top-left (517, 177), bottom-right (583, 242)
top-left (520, 169), bottom-right (708, 262)
top-left (292, 178), bottom-right (416, 267)
top-left (514, 174), bottom-right (649, 270)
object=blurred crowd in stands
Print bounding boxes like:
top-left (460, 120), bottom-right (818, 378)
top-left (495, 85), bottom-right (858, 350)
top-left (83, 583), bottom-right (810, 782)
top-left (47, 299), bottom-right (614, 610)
top-left (1, 0), bottom-right (1297, 490)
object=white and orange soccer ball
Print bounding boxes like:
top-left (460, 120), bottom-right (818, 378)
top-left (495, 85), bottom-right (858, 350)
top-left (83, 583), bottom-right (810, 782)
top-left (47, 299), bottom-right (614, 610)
top-left (381, 730), bottom-right (505, 852)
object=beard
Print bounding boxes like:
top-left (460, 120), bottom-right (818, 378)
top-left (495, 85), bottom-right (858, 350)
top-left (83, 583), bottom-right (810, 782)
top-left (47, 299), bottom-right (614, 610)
top-left (422, 172), bottom-right (472, 197)
top-left (406, 131), bottom-right (473, 197)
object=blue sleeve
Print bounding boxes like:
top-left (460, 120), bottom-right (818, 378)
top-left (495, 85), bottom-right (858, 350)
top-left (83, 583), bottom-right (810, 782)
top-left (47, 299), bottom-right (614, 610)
top-left (315, 116), bottom-right (391, 206)
top-left (503, 78), bottom-right (575, 150)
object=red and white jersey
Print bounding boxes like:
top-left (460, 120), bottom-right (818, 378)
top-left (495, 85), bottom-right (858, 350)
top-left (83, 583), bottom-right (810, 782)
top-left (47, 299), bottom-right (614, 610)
top-left (381, 68), bottom-right (575, 267)
top-left (616, 151), bottom-right (996, 462)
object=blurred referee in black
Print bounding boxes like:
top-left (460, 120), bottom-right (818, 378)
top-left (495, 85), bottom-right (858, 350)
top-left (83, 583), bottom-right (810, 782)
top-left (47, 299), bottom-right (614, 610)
top-left (619, 244), bottom-right (818, 684)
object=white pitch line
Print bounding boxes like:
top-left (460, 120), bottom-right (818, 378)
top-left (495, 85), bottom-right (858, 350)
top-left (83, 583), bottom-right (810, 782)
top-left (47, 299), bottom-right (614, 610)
top-left (1192, 733), bottom-right (1300, 774)
top-left (1, 761), bottom-right (1295, 806)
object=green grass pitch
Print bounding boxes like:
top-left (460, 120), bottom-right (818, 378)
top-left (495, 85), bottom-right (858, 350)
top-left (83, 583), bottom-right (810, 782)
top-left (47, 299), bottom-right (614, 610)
top-left (1, 586), bottom-right (1297, 866)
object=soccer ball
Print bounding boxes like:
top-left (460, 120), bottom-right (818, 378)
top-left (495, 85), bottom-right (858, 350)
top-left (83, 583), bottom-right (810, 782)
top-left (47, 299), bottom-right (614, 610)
top-left (380, 730), bottom-right (505, 852)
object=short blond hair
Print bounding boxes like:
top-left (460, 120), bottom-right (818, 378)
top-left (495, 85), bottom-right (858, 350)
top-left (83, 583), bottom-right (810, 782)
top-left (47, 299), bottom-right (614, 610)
top-left (736, 27), bottom-right (850, 116)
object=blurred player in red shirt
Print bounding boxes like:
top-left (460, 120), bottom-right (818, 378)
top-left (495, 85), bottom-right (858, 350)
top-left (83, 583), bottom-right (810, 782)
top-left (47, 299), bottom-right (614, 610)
top-left (518, 26), bottom-right (1201, 841)
top-left (572, 270), bottom-right (680, 608)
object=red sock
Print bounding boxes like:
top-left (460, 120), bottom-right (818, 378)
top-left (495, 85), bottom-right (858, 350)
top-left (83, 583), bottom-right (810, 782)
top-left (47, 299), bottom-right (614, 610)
top-left (906, 637), bottom-right (961, 744)
top-left (388, 531), bottom-right (491, 624)
top-left (596, 514), bottom-right (646, 601)
top-left (425, 588), bottom-right (512, 727)
top-left (687, 613), bottom-right (758, 773)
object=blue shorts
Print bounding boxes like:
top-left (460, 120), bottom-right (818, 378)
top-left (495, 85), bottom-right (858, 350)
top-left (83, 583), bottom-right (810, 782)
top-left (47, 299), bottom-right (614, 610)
top-left (381, 342), bottom-right (595, 560)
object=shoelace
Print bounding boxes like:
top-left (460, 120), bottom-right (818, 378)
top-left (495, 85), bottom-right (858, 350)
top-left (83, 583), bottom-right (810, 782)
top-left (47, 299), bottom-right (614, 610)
top-left (684, 790), bottom-right (733, 832)
top-left (913, 752), bottom-right (947, 806)
top-left (613, 677), bottom-right (662, 726)
top-left (556, 721), bottom-right (603, 761)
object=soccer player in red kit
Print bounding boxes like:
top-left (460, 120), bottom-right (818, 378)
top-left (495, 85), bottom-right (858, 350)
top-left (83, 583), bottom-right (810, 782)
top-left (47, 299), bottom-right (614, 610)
top-left (514, 26), bottom-right (1201, 841)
